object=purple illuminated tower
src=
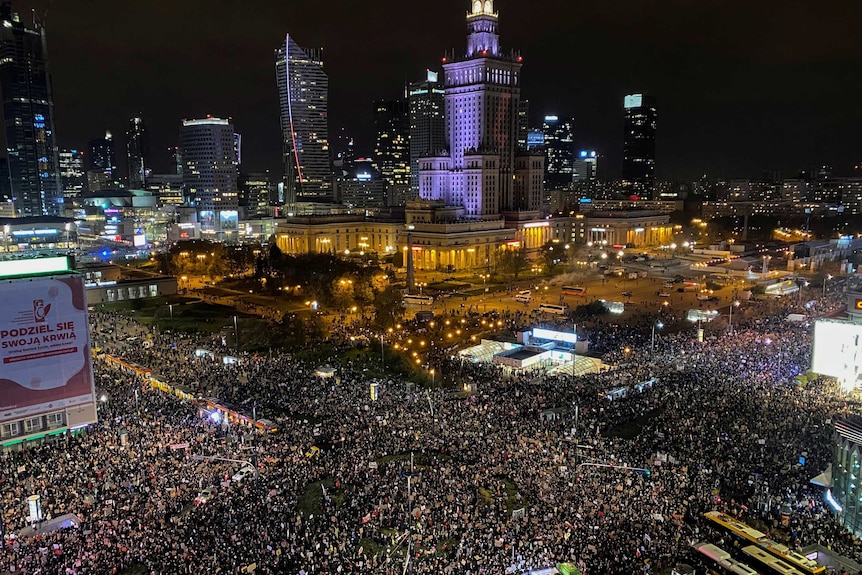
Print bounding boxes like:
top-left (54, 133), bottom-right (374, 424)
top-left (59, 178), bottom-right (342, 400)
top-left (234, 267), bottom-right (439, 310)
top-left (418, 0), bottom-right (542, 217)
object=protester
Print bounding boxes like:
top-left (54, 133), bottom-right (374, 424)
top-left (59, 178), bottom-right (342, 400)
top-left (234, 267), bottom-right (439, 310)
top-left (0, 288), bottom-right (857, 575)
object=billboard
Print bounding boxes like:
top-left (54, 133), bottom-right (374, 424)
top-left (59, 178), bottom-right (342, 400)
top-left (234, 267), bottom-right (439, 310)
top-left (219, 210), bottom-right (238, 231)
top-left (813, 320), bottom-right (862, 390)
top-left (0, 275), bottom-right (95, 424)
top-left (532, 328), bottom-right (577, 345)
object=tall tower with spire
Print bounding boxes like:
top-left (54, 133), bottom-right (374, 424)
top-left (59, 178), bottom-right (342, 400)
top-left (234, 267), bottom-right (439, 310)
top-left (418, 0), bottom-right (542, 216)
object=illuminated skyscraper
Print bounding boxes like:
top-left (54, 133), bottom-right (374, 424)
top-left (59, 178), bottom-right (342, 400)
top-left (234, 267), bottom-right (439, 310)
top-left (542, 115), bottom-right (575, 189)
top-left (59, 149), bottom-right (85, 200)
top-left (373, 99), bottom-right (410, 188)
top-left (276, 35), bottom-right (331, 203)
top-left (622, 93), bottom-right (657, 196)
top-left (126, 117), bottom-right (149, 188)
top-left (0, 1), bottom-right (62, 216)
top-left (419, 0), bottom-right (543, 215)
top-left (179, 118), bottom-right (239, 230)
top-left (87, 131), bottom-right (118, 192)
top-left (408, 70), bottom-right (445, 195)
top-left (573, 150), bottom-right (598, 182)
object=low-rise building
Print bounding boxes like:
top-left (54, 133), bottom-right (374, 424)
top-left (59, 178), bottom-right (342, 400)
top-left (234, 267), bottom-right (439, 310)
top-left (582, 211), bottom-right (673, 247)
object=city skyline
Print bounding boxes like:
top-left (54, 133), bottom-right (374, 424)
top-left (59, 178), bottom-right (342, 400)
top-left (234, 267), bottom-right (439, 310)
top-left (13, 0), bottom-right (862, 182)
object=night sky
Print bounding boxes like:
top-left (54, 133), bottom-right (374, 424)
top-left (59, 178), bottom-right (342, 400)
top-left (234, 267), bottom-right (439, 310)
top-left (21, 0), bottom-right (862, 181)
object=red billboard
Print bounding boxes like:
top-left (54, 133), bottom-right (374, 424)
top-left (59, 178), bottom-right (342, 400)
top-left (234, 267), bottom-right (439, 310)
top-left (0, 275), bottom-right (95, 424)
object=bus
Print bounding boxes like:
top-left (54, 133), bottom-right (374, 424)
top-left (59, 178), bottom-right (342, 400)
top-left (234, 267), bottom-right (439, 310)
top-left (704, 512), bottom-right (824, 574)
top-left (742, 546), bottom-right (804, 575)
top-left (561, 286), bottom-right (587, 297)
top-left (403, 294), bottom-right (434, 306)
top-left (539, 303), bottom-right (568, 315)
top-left (692, 541), bottom-right (761, 575)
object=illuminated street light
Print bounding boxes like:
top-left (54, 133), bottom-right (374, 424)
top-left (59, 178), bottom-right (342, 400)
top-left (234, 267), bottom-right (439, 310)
top-left (728, 300), bottom-right (740, 334)
top-left (651, 321), bottom-right (663, 351)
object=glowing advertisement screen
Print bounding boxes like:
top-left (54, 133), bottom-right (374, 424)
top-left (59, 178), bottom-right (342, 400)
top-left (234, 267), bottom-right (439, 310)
top-left (0, 276), bottom-right (95, 423)
top-left (532, 328), bottom-right (577, 345)
top-left (219, 210), bottom-right (239, 231)
top-left (812, 320), bottom-right (862, 388)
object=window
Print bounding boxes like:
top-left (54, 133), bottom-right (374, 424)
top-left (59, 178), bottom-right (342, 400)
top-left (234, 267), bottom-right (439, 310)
top-left (25, 418), bottom-right (42, 433)
top-left (47, 412), bottom-right (64, 428)
top-left (2, 422), bottom-right (19, 437)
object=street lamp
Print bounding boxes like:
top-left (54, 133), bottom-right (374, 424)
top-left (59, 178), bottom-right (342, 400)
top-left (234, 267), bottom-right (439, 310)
top-left (651, 321), bottom-right (663, 351)
top-left (728, 300), bottom-right (740, 334)
top-left (823, 274), bottom-right (833, 297)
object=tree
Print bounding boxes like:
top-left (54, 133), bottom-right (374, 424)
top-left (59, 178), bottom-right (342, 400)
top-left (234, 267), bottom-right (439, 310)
top-left (372, 286), bottom-right (405, 330)
top-left (499, 248), bottom-right (529, 279)
top-left (539, 241), bottom-right (567, 276)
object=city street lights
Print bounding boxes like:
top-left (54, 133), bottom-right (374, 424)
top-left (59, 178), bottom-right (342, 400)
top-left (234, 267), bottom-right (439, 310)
top-left (728, 300), bottom-right (740, 334)
top-left (651, 321), bottom-right (663, 351)
top-left (823, 274), bottom-right (833, 297)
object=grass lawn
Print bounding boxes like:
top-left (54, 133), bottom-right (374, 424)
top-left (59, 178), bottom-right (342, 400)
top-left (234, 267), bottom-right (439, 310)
top-left (296, 478), bottom-right (346, 516)
top-left (96, 297), bottom-right (275, 351)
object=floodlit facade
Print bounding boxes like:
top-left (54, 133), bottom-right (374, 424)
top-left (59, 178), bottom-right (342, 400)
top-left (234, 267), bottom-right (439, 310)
top-left (418, 0), bottom-right (543, 216)
top-left (276, 35), bottom-right (331, 203)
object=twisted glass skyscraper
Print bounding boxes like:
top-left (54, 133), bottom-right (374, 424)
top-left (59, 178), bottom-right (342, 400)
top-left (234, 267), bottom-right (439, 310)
top-left (276, 35), bottom-right (331, 204)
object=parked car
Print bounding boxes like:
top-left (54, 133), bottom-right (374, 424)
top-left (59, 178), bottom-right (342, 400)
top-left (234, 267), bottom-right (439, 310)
top-left (658, 292), bottom-right (671, 298)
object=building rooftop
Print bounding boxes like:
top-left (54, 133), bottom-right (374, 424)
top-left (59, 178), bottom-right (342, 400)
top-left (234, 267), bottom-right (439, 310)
top-left (835, 416), bottom-right (862, 445)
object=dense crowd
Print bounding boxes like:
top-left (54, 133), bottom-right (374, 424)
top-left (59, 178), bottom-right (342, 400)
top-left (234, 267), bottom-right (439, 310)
top-left (0, 283), bottom-right (860, 575)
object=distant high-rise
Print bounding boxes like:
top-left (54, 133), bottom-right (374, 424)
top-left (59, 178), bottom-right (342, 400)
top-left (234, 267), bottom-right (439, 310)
top-left (276, 35), bottom-right (331, 202)
top-left (87, 131), bottom-right (118, 191)
top-left (179, 117), bottom-right (239, 230)
top-left (408, 70), bottom-right (445, 195)
top-left (373, 99), bottom-right (410, 188)
top-left (332, 128), bottom-right (356, 177)
top-left (0, 1), bottom-right (62, 216)
top-left (59, 149), bottom-right (86, 200)
top-left (573, 150), bottom-right (598, 182)
top-left (622, 93), bottom-right (657, 196)
top-left (126, 117), bottom-right (149, 188)
top-left (240, 171), bottom-right (275, 217)
top-left (167, 146), bottom-right (182, 176)
top-left (542, 115), bottom-right (575, 189)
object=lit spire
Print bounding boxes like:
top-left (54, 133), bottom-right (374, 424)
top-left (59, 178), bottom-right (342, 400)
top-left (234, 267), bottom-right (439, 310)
top-left (470, 0), bottom-right (496, 17)
top-left (466, 0), bottom-right (500, 57)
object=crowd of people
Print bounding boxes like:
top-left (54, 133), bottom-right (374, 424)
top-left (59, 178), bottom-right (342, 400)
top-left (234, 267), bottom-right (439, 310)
top-left (0, 281), bottom-right (860, 575)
